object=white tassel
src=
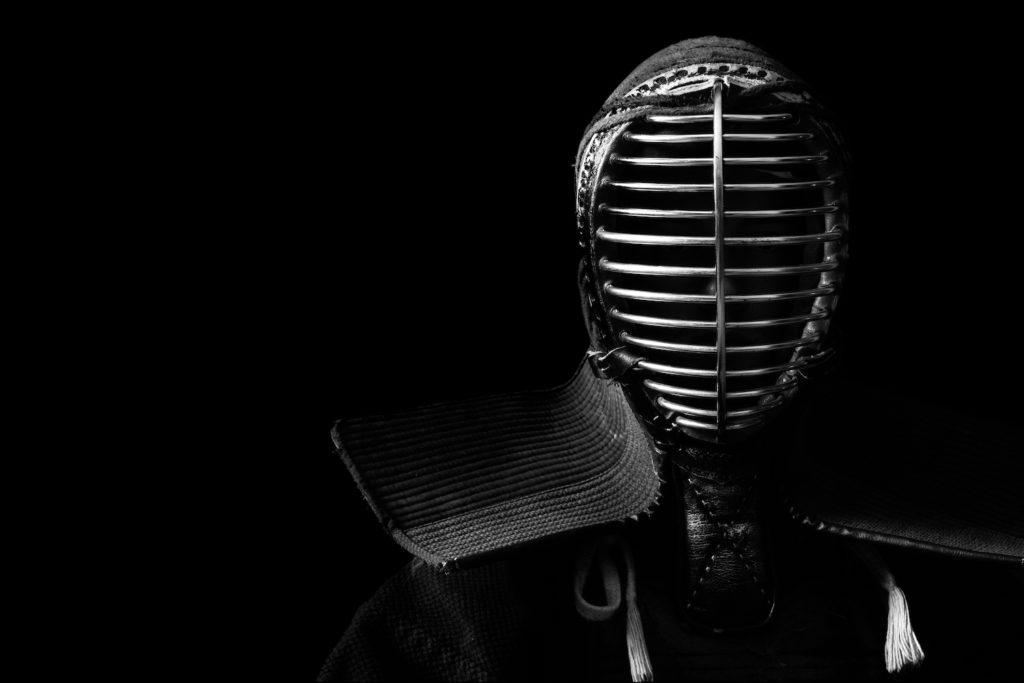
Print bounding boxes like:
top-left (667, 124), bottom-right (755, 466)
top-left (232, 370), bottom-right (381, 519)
top-left (573, 535), bottom-right (655, 682)
top-left (621, 538), bottom-right (654, 682)
top-left (883, 582), bottom-right (925, 673)
top-left (848, 541), bottom-right (925, 673)
top-left (625, 598), bottom-right (654, 682)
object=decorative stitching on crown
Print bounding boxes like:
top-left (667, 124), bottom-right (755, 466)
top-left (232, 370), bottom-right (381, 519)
top-left (624, 63), bottom-right (787, 99)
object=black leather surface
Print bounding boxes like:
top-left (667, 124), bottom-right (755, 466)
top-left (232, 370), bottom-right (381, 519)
top-left (586, 346), bottom-right (642, 382)
top-left (671, 450), bottom-right (775, 631)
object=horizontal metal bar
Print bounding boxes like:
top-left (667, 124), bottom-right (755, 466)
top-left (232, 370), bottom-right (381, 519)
top-left (596, 227), bottom-right (842, 247)
top-left (602, 205), bottom-right (713, 219)
top-left (600, 258), bottom-right (838, 277)
top-left (722, 286), bottom-right (836, 302)
top-left (604, 282), bottom-right (835, 303)
top-left (657, 397), bottom-right (783, 418)
top-left (625, 132), bottom-right (812, 143)
top-left (622, 332), bottom-right (716, 353)
top-left (658, 399), bottom-right (725, 418)
top-left (742, 263), bottom-right (840, 276)
top-left (727, 335), bottom-right (822, 353)
top-left (611, 154), bottom-right (828, 167)
top-left (728, 206), bottom-right (838, 218)
top-left (643, 382), bottom-right (717, 399)
top-left (645, 378), bottom-right (797, 399)
top-left (604, 179), bottom-right (835, 192)
top-left (722, 232), bottom-right (843, 245)
top-left (639, 350), bottom-right (832, 378)
top-left (672, 415), bottom-right (721, 430)
top-left (610, 309), bottom-right (715, 328)
top-left (602, 205), bottom-right (837, 219)
top-left (604, 180), bottom-right (714, 192)
top-left (609, 308), bottom-right (828, 329)
top-left (627, 133), bottom-right (713, 143)
top-left (726, 180), bottom-right (835, 191)
top-left (673, 415), bottom-right (765, 431)
top-left (611, 155), bottom-right (714, 167)
top-left (597, 228), bottom-right (715, 246)
top-left (725, 311), bottom-right (830, 327)
top-left (604, 284), bottom-right (716, 303)
top-left (622, 332), bottom-right (822, 353)
top-left (639, 361), bottom-right (717, 377)
top-left (647, 113), bottom-right (793, 123)
top-left (600, 259), bottom-right (714, 277)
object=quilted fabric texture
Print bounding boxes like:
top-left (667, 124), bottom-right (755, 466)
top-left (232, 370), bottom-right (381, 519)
top-left (334, 358), bottom-right (660, 567)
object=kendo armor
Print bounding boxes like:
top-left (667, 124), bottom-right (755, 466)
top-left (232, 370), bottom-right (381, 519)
top-left (328, 35), bottom-right (1022, 683)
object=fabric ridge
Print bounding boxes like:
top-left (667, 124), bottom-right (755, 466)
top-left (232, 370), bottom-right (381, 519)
top-left (333, 357), bottom-right (661, 567)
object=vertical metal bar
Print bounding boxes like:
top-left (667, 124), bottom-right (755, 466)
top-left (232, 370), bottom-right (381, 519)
top-left (712, 79), bottom-right (727, 437)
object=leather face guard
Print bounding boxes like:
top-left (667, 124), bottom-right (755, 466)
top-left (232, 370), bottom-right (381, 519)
top-left (576, 39), bottom-right (850, 446)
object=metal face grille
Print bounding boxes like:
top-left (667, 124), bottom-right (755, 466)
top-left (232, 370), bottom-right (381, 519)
top-left (591, 80), bottom-right (847, 442)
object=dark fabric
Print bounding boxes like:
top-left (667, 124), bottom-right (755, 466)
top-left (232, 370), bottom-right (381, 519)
top-left (333, 358), bottom-right (660, 567)
top-left (320, 504), bottom-right (1024, 682)
top-left (320, 466), bottom-right (1023, 681)
top-left (786, 376), bottom-right (1024, 564)
top-left (317, 557), bottom-right (542, 681)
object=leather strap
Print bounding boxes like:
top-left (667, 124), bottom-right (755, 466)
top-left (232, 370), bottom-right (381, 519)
top-left (587, 346), bottom-right (642, 381)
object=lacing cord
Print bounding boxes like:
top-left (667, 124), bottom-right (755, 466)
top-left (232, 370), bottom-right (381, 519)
top-left (573, 534), bottom-right (654, 682)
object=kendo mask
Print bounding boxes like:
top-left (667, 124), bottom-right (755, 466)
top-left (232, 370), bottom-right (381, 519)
top-left (573, 36), bottom-right (852, 635)
top-left (577, 37), bottom-right (849, 447)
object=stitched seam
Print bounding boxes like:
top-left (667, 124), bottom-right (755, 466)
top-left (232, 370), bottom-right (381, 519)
top-left (685, 477), bottom-right (723, 609)
top-left (687, 531), bottom-right (723, 609)
top-left (688, 477), bottom-right (771, 609)
top-left (782, 496), bottom-right (1024, 564)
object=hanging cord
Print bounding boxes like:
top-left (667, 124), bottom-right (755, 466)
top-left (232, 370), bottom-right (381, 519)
top-left (574, 534), bottom-right (654, 682)
top-left (847, 541), bottom-right (925, 673)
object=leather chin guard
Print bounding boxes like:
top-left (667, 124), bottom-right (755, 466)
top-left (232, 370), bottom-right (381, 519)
top-left (671, 447), bottom-right (775, 631)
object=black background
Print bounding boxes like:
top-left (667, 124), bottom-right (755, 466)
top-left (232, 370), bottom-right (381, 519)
top-left (268, 14), bottom-right (1021, 680)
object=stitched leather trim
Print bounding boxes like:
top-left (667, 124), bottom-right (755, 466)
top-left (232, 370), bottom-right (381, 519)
top-left (782, 495), bottom-right (1024, 565)
top-left (687, 476), bottom-right (771, 611)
